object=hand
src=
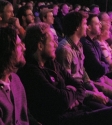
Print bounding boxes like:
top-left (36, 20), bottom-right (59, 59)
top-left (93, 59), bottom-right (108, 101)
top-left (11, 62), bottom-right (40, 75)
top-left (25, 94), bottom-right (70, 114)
top-left (66, 85), bottom-right (77, 92)
top-left (93, 92), bottom-right (109, 104)
top-left (8, 17), bottom-right (21, 29)
top-left (69, 100), bottom-right (79, 109)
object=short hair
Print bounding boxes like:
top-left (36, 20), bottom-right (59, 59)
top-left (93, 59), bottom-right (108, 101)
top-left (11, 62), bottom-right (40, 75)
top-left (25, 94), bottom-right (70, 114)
top-left (87, 14), bottom-right (98, 25)
top-left (0, 26), bottom-right (17, 78)
top-left (89, 4), bottom-right (99, 11)
top-left (16, 6), bottom-right (31, 25)
top-left (63, 12), bottom-right (84, 36)
top-left (24, 22), bottom-right (50, 60)
top-left (0, 0), bottom-right (11, 13)
top-left (39, 9), bottom-right (53, 22)
top-left (98, 12), bottom-right (110, 22)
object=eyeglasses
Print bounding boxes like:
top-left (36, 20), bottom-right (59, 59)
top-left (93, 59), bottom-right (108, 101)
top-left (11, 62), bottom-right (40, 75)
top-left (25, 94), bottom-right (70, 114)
top-left (25, 14), bottom-right (34, 17)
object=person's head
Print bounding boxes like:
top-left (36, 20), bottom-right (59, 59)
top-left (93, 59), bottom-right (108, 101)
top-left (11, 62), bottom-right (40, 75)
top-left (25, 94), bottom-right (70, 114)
top-left (0, 26), bottom-right (26, 78)
top-left (73, 4), bottom-right (81, 12)
top-left (0, 0), bottom-right (14, 24)
top-left (17, 6), bottom-right (34, 27)
top-left (24, 22), bottom-right (57, 61)
top-left (108, 11), bottom-right (112, 22)
top-left (52, 4), bottom-right (59, 16)
top-left (98, 12), bottom-right (110, 24)
top-left (97, 22), bottom-right (110, 41)
top-left (60, 3), bottom-right (69, 16)
top-left (63, 12), bottom-right (88, 37)
top-left (38, 2), bottom-right (45, 7)
top-left (25, 1), bottom-right (33, 10)
top-left (87, 14), bottom-right (101, 37)
top-left (90, 4), bottom-right (100, 15)
top-left (39, 9), bottom-right (54, 25)
top-left (38, 5), bottom-right (48, 13)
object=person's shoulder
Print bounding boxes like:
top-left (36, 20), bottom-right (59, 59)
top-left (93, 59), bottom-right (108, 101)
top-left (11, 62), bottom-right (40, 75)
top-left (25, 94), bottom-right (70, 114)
top-left (80, 36), bottom-right (90, 44)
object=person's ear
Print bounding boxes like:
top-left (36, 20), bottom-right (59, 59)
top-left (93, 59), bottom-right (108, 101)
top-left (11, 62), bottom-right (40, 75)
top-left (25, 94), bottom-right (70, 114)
top-left (43, 17), bottom-right (46, 22)
top-left (38, 42), bottom-right (44, 51)
top-left (22, 16), bottom-right (26, 21)
top-left (87, 25), bottom-right (91, 31)
top-left (0, 13), bottom-right (2, 21)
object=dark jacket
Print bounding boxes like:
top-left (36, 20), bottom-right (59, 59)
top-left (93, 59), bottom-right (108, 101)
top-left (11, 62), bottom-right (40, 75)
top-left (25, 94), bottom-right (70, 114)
top-left (17, 57), bottom-right (85, 125)
top-left (80, 36), bottom-right (109, 81)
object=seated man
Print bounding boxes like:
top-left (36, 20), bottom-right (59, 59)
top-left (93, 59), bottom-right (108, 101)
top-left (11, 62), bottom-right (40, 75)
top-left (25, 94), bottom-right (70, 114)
top-left (18, 22), bottom-right (112, 125)
top-left (56, 12), bottom-right (112, 110)
top-left (0, 0), bottom-right (25, 39)
top-left (80, 14), bottom-right (112, 99)
top-left (0, 26), bottom-right (29, 124)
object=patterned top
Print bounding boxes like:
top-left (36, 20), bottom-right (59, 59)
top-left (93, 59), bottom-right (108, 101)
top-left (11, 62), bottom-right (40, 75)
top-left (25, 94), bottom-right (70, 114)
top-left (97, 40), bottom-right (112, 64)
top-left (56, 37), bottom-right (90, 82)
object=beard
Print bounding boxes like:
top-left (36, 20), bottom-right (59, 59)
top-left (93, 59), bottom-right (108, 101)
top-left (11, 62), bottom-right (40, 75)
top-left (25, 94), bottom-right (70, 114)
top-left (41, 50), bottom-right (55, 61)
top-left (15, 55), bottom-right (26, 69)
top-left (15, 60), bottom-right (26, 68)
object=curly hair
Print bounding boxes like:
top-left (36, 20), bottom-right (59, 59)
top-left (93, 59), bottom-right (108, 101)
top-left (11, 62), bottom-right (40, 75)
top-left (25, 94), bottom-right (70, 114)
top-left (24, 22), bottom-right (50, 61)
top-left (0, 26), bottom-right (17, 78)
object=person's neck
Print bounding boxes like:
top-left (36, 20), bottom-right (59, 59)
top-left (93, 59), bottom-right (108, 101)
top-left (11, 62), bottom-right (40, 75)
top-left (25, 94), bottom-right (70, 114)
top-left (87, 32), bottom-right (96, 40)
top-left (1, 74), bottom-right (11, 83)
top-left (69, 34), bottom-right (80, 45)
top-left (33, 52), bottom-right (46, 68)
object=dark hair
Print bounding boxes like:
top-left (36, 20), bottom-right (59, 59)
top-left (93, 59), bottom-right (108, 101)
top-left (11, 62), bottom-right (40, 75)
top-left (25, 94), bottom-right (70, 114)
top-left (0, 0), bottom-right (11, 13)
top-left (39, 9), bottom-right (53, 22)
top-left (87, 14), bottom-right (98, 25)
top-left (0, 26), bottom-right (17, 78)
top-left (89, 4), bottom-right (99, 11)
top-left (16, 6), bottom-right (31, 26)
top-left (98, 12), bottom-right (107, 21)
top-left (63, 12), bottom-right (84, 36)
top-left (24, 22), bottom-right (50, 60)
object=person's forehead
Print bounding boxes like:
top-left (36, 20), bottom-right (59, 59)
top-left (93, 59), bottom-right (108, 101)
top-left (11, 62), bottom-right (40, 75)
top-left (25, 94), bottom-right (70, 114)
top-left (102, 13), bottom-right (110, 20)
top-left (4, 4), bottom-right (13, 11)
top-left (47, 11), bottom-right (53, 16)
top-left (93, 7), bottom-right (99, 11)
top-left (92, 16), bottom-right (99, 23)
top-left (26, 9), bottom-right (33, 14)
top-left (63, 4), bottom-right (68, 9)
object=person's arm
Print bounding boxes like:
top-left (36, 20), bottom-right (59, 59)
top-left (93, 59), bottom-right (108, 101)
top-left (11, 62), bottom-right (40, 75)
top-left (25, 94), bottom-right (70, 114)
top-left (81, 38), bottom-right (109, 76)
top-left (13, 17), bottom-right (26, 39)
top-left (55, 61), bottom-right (85, 105)
top-left (85, 90), bottom-right (109, 104)
top-left (0, 109), bottom-right (6, 125)
top-left (18, 64), bottom-right (82, 113)
top-left (56, 45), bottom-right (72, 74)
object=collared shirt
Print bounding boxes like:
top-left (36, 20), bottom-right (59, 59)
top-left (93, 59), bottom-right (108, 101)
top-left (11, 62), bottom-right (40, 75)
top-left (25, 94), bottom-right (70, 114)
top-left (0, 79), bottom-right (10, 90)
top-left (56, 37), bottom-right (89, 82)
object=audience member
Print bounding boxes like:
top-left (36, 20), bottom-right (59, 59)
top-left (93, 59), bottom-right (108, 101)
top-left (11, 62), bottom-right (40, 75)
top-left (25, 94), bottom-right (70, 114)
top-left (89, 4), bottom-right (100, 15)
top-left (56, 12), bottom-right (112, 109)
top-left (17, 6), bottom-right (35, 29)
top-left (0, 0), bottom-right (25, 39)
top-left (81, 14), bottom-right (112, 99)
top-left (18, 22), bottom-right (112, 125)
top-left (0, 25), bottom-right (29, 125)
top-left (39, 9), bottom-right (58, 43)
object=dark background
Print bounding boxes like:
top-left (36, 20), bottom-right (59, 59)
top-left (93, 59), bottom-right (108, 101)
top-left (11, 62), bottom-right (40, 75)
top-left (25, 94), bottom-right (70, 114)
top-left (9, 0), bottom-right (112, 12)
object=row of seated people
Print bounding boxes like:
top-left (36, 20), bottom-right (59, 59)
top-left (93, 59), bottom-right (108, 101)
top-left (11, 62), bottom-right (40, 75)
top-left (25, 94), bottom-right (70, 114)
top-left (1, 0), bottom-right (112, 125)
